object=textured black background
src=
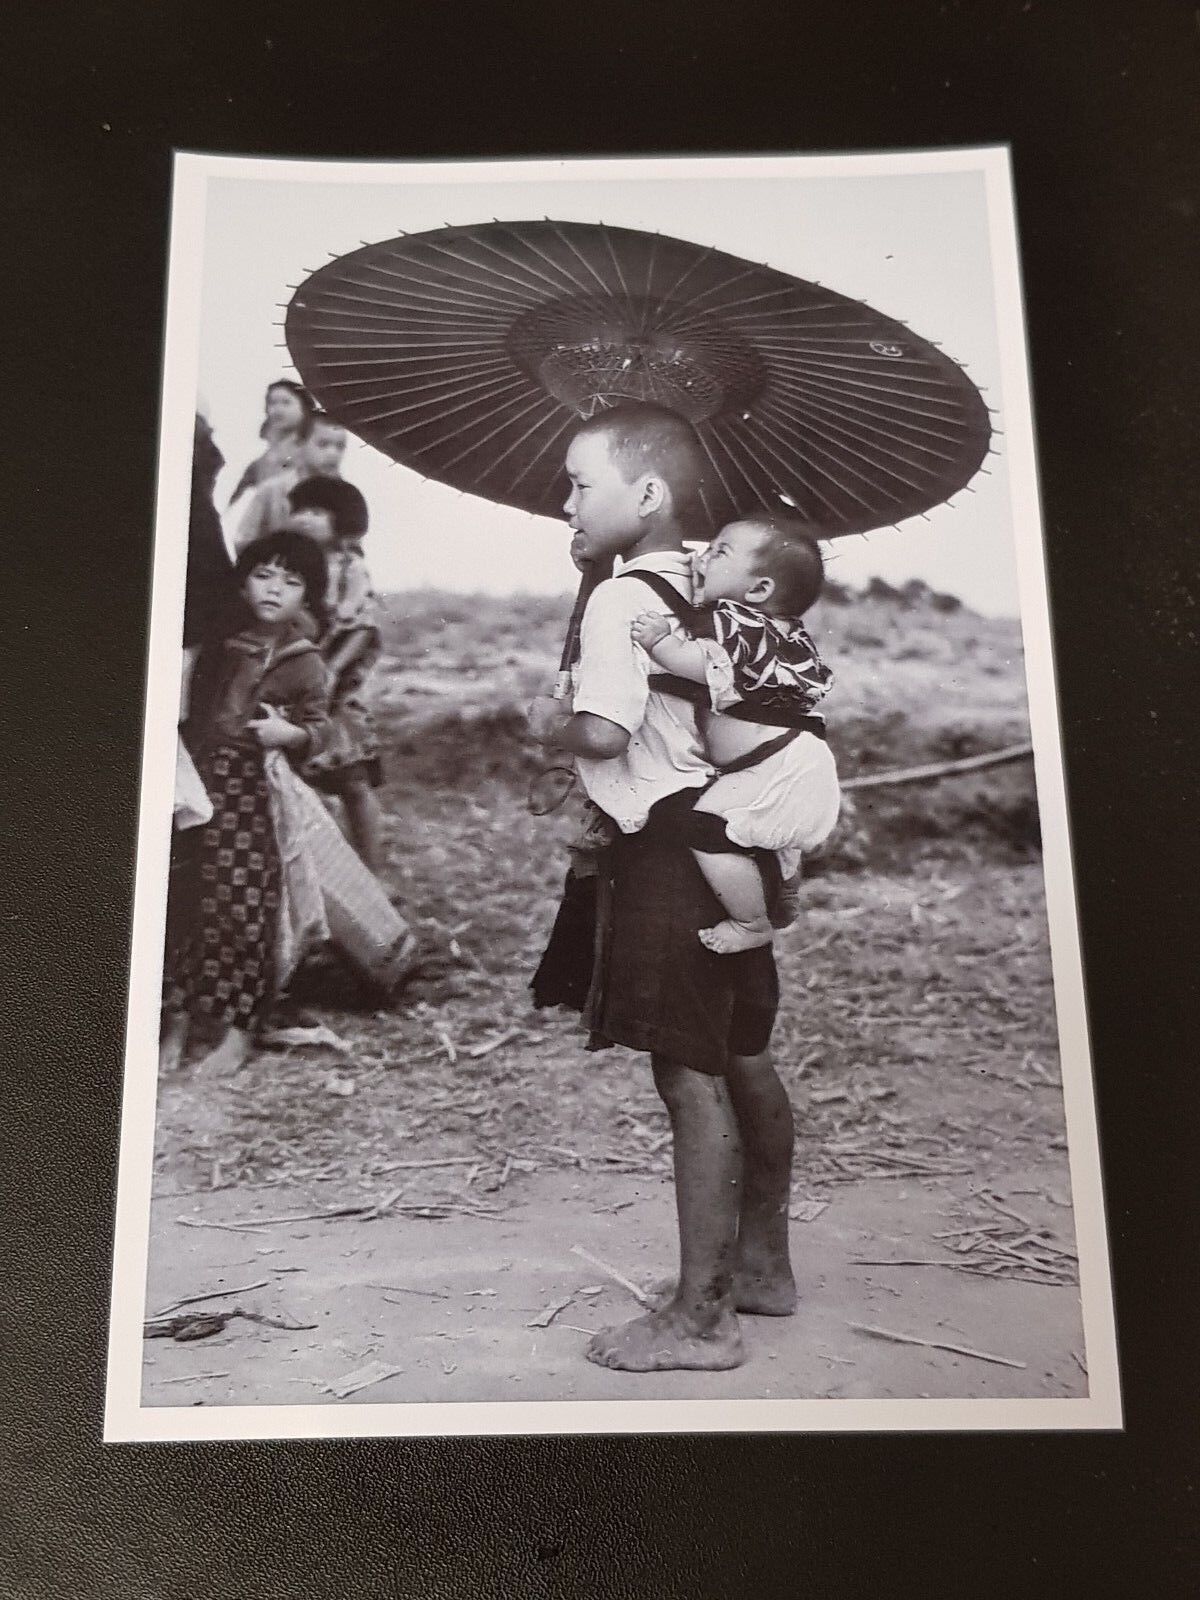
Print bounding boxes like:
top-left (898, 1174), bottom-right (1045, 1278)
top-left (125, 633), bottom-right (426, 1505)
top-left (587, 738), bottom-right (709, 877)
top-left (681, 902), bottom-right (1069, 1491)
top-left (3, 2), bottom-right (1197, 1595)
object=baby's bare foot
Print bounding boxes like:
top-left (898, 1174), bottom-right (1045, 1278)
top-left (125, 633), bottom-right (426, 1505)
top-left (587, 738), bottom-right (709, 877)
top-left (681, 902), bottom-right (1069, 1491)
top-left (698, 917), bottom-right (774, 954)
top-left (586, 1306), bottom-right (744, 1372)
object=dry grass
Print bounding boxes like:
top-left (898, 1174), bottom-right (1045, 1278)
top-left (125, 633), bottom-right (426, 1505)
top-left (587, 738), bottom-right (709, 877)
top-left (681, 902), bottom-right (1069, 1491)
top-left (154, 584), bottom-right (1065, 1207)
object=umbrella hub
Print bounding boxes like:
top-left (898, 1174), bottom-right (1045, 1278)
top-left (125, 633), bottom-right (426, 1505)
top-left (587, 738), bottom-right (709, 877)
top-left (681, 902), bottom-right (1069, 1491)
top-left (506, 293), bottom-right (768, 424)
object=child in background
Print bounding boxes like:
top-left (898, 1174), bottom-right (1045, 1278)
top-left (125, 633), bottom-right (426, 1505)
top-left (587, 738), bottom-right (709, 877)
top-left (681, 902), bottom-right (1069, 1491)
top-left (631, 514), bottom-right (840, 953)
top-left (161, 530), bottom-right (331, 1073)
top-left (233, 412), bottom-right (348, 552)
top-left (286, 475), bottom-right (388, 876)
top-left (227, 378), bottom-right (318, 508)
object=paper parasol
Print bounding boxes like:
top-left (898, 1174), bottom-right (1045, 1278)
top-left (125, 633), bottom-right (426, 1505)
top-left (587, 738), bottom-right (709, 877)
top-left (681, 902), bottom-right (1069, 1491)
top-left (283, 219), bottom-right (991, 537)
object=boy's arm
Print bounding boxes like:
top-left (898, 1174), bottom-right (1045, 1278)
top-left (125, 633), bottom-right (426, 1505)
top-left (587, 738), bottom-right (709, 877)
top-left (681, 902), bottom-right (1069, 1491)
top-left (527, 699), bottom-right (630, 758)
top-left (528, 580), bottom-right (647, 759)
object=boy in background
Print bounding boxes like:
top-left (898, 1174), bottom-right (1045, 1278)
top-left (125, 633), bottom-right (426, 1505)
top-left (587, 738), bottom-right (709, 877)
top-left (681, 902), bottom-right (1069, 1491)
top-left (285, 474), bottom-right (388, 876)
top-left (233, 412), bottom-right (349, 552)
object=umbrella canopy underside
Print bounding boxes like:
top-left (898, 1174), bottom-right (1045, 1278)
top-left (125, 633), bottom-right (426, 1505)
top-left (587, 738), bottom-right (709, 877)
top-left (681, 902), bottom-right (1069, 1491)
top-left (285, 220), bottom-right (992, 536)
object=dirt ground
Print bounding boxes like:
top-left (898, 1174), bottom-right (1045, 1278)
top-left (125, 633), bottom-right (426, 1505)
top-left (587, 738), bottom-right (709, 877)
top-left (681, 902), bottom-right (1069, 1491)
top-left (143, 1163), bottom-right (1085, 1407)
top-left (141, 589), bottom-right (1085, 1411)
top-left (142, 865), bottom-right (1086, 1411)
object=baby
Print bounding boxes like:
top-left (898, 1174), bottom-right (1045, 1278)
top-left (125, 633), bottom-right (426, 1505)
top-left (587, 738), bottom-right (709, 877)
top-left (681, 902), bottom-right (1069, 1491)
top-left (631, 513), bottom-right (840, 953)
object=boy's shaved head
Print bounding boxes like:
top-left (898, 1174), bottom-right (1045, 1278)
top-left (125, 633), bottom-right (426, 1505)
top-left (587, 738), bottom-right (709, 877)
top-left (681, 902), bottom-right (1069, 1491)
top-left (573, 402), bottom-right (709, 526)
top-left (736, 511), bottom-right (826, 616)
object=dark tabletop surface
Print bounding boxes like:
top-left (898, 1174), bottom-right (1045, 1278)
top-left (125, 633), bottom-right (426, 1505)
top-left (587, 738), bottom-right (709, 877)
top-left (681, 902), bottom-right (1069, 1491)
top-left (3, 2), bottom-right (1197, 1595)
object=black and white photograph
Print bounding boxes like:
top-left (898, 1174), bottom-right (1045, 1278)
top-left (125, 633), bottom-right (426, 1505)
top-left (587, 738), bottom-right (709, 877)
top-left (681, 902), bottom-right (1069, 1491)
top-left (104, 148), bottom-right (1119, 1440)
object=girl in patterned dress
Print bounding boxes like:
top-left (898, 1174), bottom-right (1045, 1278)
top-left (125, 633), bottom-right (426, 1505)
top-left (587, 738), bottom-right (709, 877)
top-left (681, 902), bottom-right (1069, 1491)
top-left (631, 514), bottom-right (840, 954)
top-left (161, 530), bottom-right (331, 1072)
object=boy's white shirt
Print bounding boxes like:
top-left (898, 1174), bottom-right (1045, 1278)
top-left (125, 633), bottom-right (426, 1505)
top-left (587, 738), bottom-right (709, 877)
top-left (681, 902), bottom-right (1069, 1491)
top-left (570, 550), bottom-right (712, 833)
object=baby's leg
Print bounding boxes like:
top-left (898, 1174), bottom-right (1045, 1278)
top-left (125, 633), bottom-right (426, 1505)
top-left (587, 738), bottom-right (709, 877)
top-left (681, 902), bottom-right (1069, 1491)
top-left (691, 783), bottom-right (772, 954)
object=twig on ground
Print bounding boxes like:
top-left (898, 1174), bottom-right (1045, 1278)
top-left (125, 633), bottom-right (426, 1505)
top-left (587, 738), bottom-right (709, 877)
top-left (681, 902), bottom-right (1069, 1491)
top-left (175, 1216), bottom-right (269, 1235)
top-left (544, 1144), bottom-right (587, 1166)
top-left (975, 1190), bottom-right (1033, 1229)
top-left (232, 1307), bottom-right (318, 1332)
top-left (570, 1245), bottom-right (655, 1309)
top-left (361, 1187), bottom-right (406, 1222)
top-left (848, 1321), bottom-right (1026, 1370)
top-left (158, 1371), bottom-right (232, 1385)
top-left (377, 1286), bottom-right (449, 1301)
top-left (852, 1258), bottom-right (962, 1270)
top-left (468, 1028), bottom-right (525, 1059)
top-left (448, 938), bottom-right (485, 972)
top-left (151, 1279), bottom-right (270, 1319)
top-left (222, 1204), bottom-right (375, 1227)
top-left (324, 1360), bottom-right (404, 1399)
top-left (375, 1156), bottom-right (480, 1174)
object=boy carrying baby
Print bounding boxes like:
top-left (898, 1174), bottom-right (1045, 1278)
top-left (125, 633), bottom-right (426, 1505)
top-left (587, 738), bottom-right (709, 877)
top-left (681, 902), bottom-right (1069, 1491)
top-left (528, 403), bottom-right (836, 1372)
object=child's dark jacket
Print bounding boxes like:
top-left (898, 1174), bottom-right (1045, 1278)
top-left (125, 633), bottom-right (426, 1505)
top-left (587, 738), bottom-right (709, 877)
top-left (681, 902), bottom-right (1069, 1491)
top-left (184, 621), bottom-right (331, 762)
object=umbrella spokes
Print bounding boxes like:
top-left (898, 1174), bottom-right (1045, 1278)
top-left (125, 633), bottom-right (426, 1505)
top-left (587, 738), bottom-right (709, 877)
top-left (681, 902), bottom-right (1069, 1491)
top-left (285, 218), bottom-right (990, 533)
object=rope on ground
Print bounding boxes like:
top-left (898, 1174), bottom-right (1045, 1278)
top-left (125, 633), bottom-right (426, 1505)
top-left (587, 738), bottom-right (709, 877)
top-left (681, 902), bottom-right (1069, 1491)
top-left (841, 742), bottom-right (1033, 792)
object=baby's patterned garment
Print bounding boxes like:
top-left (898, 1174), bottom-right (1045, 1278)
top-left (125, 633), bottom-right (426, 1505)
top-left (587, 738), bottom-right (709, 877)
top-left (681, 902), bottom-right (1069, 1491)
top-left (699, 599), bottom-right (833, 721)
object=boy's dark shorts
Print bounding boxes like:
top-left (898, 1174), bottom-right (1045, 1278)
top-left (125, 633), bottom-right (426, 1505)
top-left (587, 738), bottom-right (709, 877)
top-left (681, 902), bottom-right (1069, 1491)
top-left (543, 788), bottom-right (779, 1076)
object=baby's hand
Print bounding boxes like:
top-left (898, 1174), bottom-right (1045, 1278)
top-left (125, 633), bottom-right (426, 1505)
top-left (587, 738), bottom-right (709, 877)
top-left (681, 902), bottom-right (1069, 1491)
top-left (631, 612), bottom-right (671, 651)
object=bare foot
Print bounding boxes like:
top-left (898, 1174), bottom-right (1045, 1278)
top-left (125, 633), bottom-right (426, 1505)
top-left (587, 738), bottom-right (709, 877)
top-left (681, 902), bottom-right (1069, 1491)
top-left (731, 1254), bottom-right (798, 1315)
top-left (159, 1013), bottom-right (188, 1074)
top-left (586, 1306), bottom-right (744, 1372)
top-left (698, 917), bottom-right (774, 954)
top-left (646, 1265), bottom-right (797, 1317)
top-left (194, 1026), bottom-right (252, 1075)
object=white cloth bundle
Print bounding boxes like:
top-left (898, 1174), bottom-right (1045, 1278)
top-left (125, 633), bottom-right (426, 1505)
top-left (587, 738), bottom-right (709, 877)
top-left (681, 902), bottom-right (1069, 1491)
top-left (173, 737), bottom-right (213, 831)
top-left (262, 751), bottom-right (417, 994)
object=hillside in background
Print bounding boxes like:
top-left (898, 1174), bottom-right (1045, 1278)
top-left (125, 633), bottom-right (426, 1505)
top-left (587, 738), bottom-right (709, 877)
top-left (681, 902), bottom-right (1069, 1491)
top-left (373, 582), bottom-right (1039, 872)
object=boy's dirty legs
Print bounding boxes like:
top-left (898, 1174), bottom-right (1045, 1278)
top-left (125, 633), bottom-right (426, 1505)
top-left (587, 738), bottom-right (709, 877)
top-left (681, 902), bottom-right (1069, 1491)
top-left (587, 1056), bottom-right (746, 1371)
top-left (644, 1046), bottom-right (797, 1319)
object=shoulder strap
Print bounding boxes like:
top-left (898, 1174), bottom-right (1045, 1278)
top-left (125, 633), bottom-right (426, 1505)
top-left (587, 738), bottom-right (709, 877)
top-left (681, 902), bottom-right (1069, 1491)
top-left (619, 570), bottom-right (710, 708)
top-left (619, 568), bottom-right (700, 629)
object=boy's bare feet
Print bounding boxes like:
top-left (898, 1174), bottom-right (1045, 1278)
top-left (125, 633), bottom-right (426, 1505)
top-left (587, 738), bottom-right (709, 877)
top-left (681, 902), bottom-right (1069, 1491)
top-left (645, 1260), bottom-right (798, 1317)
top-left (698, 917), bottom-right (774, 954)
top-left (587, 1304), bottom-right (744, 1372)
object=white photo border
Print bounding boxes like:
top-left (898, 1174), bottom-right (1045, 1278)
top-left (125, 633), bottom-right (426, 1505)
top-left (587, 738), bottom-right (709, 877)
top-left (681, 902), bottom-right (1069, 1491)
top-left (104, 146), bottom-right (1121, 1442)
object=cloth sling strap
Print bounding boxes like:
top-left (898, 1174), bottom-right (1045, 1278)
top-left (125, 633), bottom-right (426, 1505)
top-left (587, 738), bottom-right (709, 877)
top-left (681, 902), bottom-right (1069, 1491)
top-left (620, 568), bottom-right (828, 739)
top-left (711, 725), bottom-right (801, 776)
